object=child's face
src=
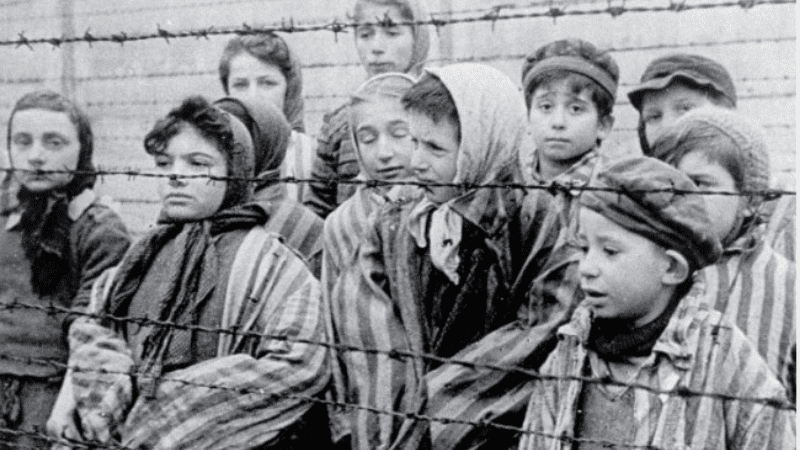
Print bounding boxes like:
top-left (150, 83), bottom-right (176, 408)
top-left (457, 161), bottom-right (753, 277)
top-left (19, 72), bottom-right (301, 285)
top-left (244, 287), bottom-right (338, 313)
top-left (528, 78), bottom-right (610, 167)
top-left (154, 126), bottom-right (228, 221)
top-left (640, 83), bottom-right (715, 145)
top-left (676, 151), bottom-right (741, 241)
top-left (352, 97), bottom-right (414, 182)
top-left (355, 4), bottom-right (415, 77)
top-left (577, 207), bottom-right (674, 327)
top-left (9, 109), bottom-right (81, 193)
top-left (227, 53), bottom-right (288, 113)
top-left (408, 110), bottom-right (460, 204)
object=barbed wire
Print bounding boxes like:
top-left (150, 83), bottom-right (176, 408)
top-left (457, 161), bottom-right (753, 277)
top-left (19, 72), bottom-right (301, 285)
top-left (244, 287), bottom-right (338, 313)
top-left (0, 166), bottom-right (794, 197)
top-left (0, 0), bottom-right (794, 48)
top-left (0, 34), bottom-right (794, 85)
top-left (0, 299), bottom-right (794, 412)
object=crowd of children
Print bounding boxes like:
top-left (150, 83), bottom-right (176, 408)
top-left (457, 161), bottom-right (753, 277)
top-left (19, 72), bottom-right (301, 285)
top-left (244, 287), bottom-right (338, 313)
top-left (0, 0), bottom-right (794, 448)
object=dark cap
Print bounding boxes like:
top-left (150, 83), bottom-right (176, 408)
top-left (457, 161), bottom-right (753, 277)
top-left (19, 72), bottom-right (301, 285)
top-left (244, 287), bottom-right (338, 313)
top-left (580, 156), bottom-right (723, 271)
top-left (628, 54), bottom-right (736, 111)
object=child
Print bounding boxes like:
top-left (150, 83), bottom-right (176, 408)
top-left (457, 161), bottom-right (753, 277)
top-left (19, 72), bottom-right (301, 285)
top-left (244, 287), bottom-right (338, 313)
top-left (214, 97), bottom-right (324, 276)
top-left (519, 156), bottom-right (794, 450)
top-left (0, 90), bottom-right (130, 448)
top-left (628, 53), bottom-right (795, 262)
top-left (329, 63), bottom-right (529, 449)
top-left (304, 0), bottom-right (429, 218)
top-left (515, 38), bottom-right (619, 327)
top-left (651, 106), bottom-right (796, 399)
top-left (218, 33), bottom-right (315, 203)
top-left (47, 97), bottom-right (329, 449)
top-left (323, 72), bottom-right (417, 447)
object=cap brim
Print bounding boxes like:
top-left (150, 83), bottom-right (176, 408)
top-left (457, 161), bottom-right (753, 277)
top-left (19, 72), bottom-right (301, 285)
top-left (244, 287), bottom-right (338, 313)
top-left (627, 71), bottom-right (718, 110)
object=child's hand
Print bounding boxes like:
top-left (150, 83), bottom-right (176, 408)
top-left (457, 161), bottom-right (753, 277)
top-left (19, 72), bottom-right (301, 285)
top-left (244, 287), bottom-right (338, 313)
top-left (46, 373), bottom-right (81, 448)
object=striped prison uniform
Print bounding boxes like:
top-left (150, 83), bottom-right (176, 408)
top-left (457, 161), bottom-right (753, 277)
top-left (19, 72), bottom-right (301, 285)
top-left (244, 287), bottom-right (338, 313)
top-left (322, 186), bottom-right (401, 444)
top-left (763, 194), bottom-right (795, 263)
top-left (256, 183), bottom-right (325, 278)
top-left (65, 227), bottom-right (330, 449)
top-left (701, 230), bottom-right (796, 400)
top-left (329, 185), bottom-right (525, 450)
top-left (518, 279), bottom-right (796, 450)
top-left (420, 150), bottom-right (604, 449)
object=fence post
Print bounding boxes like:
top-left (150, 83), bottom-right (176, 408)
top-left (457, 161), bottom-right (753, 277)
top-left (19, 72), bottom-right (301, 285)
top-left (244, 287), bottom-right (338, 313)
top-left (59, 0), bottom-right (76, 98)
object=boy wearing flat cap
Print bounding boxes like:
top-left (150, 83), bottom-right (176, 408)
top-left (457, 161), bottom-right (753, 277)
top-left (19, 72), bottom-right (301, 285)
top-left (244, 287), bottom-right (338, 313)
top-left (652, 106), bottom-right (796, 401)
top-left (629, 53), bottom-right (795, 264)
top-left (517, 156), bottom-right (794, 450)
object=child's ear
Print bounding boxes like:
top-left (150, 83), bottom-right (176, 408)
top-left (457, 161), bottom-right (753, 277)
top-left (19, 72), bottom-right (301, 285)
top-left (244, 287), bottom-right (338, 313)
top-left (596, 114), bottom-right (614, 142)
top-left (662, 249), bottom-right (690, 286)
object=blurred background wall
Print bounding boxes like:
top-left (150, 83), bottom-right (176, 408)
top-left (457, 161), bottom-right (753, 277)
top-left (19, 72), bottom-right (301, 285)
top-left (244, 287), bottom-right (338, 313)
top-left (0, 0), bottom-right (794, 236)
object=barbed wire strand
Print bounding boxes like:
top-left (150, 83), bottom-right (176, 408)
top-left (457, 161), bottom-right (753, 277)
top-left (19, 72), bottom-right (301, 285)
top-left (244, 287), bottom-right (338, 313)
top-left (0, 0), bottom-right (794, 48)
top-left (0, 35), bottom-right (794, 85)
top-left (0, 300), bottom-right (794, 412)
top-left (0, 167), bottom-right (794, 197)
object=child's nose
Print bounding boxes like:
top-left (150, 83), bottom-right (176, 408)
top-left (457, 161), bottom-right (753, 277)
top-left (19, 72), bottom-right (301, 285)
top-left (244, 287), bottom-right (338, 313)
top-left (376, 136), bottom-right (394, 161)
top-left (27, 142), bottom-right (46, 166)
top-left (550, 107), bottom-right (567, 129)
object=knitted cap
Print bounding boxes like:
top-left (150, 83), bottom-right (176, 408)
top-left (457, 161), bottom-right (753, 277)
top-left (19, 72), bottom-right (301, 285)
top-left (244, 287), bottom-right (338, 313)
top-left (580, 156), bottom-right (722, 271)
top-left (628, 53), bottom-right (736, 111)
top-left (649, 106), bottom-right (770, 196)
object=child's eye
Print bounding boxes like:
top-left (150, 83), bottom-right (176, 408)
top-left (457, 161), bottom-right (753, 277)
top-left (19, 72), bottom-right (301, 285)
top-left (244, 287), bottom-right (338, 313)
top-left (357, 130), bottom-right (378, 145)
top-left (230, 80), bottom-right (248, 90)
top-left (536, 102), bottom-right (553, 112)
top-left (44, 137), bottom-right (67, 150)
top-left (189, 158), bottom-right (212, 168)
top-left (11, 134), bottom-right (32, 147)
top-left (356, 26), bottom-right (374, 39)
top-left (257, 78), bottom-right (278, 88)
top-left (154, 157), bottom-right (171, 168)
top-left (602, 247), bottom-right (618, 256)
top-left (390, 127), bottom-right (409, 139)
top-left (569, 104), bottom-right (586, 114)
top-left (643, 113), bottom-right (661, 124)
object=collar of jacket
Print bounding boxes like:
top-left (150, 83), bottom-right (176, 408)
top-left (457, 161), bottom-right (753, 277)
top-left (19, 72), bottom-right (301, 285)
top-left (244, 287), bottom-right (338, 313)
top-left (558, 276), bottom-right (711, 372)
top-left (6, 189), bottom-right (96, 230)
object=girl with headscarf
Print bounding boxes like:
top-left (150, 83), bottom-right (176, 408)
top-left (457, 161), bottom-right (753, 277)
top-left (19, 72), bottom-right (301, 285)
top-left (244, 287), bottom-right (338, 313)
top-left (214, 97), bottom-right (324, 276)
top-left (304, 0), bottom-right (430, 218)
top-left (219, 32), bottom-right (315, 203)
top-left (0, 90), bottom-right (131, 448)
top-left (47, 96), bottom-right (329, 449)
top-left (323, 72), bottom-right (417, 446)
top-left (329, 64), bottom-right (529, 449)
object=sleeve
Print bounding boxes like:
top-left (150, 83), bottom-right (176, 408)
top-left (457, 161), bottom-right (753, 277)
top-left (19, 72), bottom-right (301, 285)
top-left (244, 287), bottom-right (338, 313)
top-left (70, 204), bottom-right (131, 318)
top-left (303, 105), bottom-right (359, 219)
top-left (68, 267), bottom-right (136, 444)
top-left (118, 242), bottom-right (331, 450)
top-left (721, 327), bottom-right (796, 450)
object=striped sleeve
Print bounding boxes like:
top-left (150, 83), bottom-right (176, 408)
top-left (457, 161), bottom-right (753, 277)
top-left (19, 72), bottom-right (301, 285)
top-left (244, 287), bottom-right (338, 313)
top-left (119, 235), bottom-right (330, 450)
top-left (262, 199), bottom-right (324, 278)
top-left (764, 195), bottom-right (795, 262)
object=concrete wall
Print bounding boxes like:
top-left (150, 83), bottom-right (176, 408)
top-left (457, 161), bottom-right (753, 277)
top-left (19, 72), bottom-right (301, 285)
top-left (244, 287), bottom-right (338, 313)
top-left (0, 0), bottom-right (795, 235)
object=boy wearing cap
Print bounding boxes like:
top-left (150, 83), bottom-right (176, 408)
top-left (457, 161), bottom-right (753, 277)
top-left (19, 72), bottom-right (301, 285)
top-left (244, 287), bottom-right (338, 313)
top-left (629, 53), bottom-right (795, 263)
top-left (651, 106), bottom-right (796, 400)
top-left (514, 38), bottom-right (619, 326)
top-left (518, 156), bottom-right (794, 450)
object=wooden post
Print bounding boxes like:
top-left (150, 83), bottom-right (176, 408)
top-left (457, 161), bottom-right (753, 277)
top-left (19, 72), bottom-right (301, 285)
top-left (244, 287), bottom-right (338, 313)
top-left (59, 0), bottom-right (76, 97)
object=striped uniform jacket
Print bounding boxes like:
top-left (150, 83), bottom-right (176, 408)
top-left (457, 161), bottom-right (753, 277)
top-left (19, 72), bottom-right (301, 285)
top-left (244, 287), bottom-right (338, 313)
top-left (421, 151), bottom-right (603, 449)
top-left (329, 186), bottom-right (523, 450)
top-left (763, 194), bottom-right (795, 263)
top-left (66, 227), bottom-right (330, 449)
top-left (701, 230), bottom-right (796, 399)
top-left (322, 186), bottom-right (392, 444)
top-left (256, 183), bottom-right (325, 278)
top-left (304, 103), bottom-right (360, 219)
top-left (518, 280), bottom-right (796, 450)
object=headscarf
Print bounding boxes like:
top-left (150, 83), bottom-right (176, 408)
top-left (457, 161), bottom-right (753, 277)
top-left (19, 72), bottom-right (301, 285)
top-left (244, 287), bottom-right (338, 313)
top-left (407, 63), bottom-right (528, 284)
top-left (348, 72), bottom-right (416, 181)
top-left (214, 96), bottom-right (292, 192)
top-left (353, 0), bottom-right (431, 76)
top-left (109, 97), bottom-right (266, 395)
top-left (6, 90), bottom-right (96, 296)
top-left (218, 34), bottom-right (306, 132)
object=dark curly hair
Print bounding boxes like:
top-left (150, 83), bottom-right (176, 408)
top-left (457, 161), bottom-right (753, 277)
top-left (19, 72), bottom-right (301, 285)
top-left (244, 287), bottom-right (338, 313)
top-left (522, 39), bottom-right (619, 119)
top-left (144, 95), bottom-right (234, 159)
